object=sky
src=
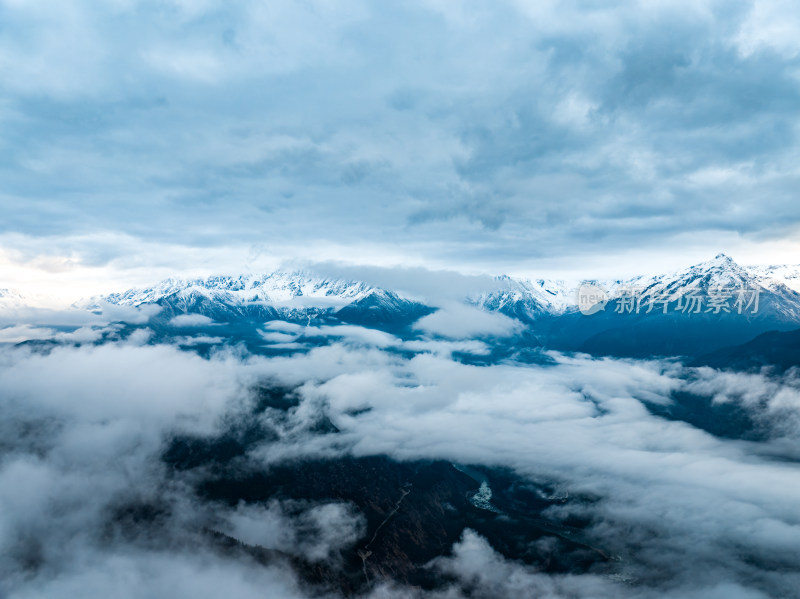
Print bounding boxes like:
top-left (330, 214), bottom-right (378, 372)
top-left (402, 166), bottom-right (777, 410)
top-left (2, 0), bottom-right (800, 301)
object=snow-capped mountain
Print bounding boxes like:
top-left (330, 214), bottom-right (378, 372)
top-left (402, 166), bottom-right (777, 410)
top-left (97, 271), bottom-right (433, 331)
top-left (469, 276), bottom-right (575, 321)
top-left (50, 254), bottom-right (800, 357)
top-left (467, 254), bottom-right (800, 322)
top-left (535, 254), bottom-right (800, 357)
top-left (104, 271), bottom-right (375, 308)
top-left (607, 253), bottom-right (800, 320)
top-left (96, 256), bottom-right (800, 324)
top-left (748, 263), bottom-right (800, 294)
top-left (633, 253), bottom-right (767, 292)
top-left (0, 288), bottom-right (29, 313)
top-left (104, 270), bottom-right (579, 329)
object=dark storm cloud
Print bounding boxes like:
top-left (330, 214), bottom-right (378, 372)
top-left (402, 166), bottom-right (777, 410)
top-left (1, 0), bottom-right (800, 271)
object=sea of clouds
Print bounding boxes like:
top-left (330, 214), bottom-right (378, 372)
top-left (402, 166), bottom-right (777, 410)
top-left (1, 318), bottom-right (799, 598)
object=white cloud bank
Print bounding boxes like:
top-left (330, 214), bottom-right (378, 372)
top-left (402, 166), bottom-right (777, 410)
top-left (414, 303), bottom-right (523, 339)
top-left (169, 314), bottom-right (217, 327)
top-left (0, 335), bottom-right (799, 598)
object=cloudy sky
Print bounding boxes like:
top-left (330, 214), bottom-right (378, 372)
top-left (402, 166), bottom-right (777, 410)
top-left (2, 0), bottom-right (800, 299)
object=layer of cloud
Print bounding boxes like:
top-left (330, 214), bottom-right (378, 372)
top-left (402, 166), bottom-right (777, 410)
top-left (0, 301), bottom-right (161, 327)
top-left (169, 314), bottom-right (217, 327)
top-left (0, 324), bottom-right (56, 343)
top-left (3, 0), bottom-right (800, 291)
top-left (2, 330), bottom-right (800, 597)
top-left (414, 303), bottom-right (522, 338)
top-left (246, 346), bottom-right (800, 596)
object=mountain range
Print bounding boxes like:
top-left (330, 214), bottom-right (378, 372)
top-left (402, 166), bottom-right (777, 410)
top-left (5, 254), bottom-right (800, 362)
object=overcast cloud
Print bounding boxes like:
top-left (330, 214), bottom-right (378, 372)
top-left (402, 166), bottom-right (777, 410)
top-left (2, 0), bottom-right (800, 297)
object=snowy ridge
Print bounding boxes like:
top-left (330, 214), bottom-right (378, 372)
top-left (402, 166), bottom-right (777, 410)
top-left (614, 254), bottom-right (762, 300)
top-left (0, 288), bottom-right (30, 312)
top-left (606, 254), bottom-right (800, 319)
top-left (470, 276), bottom-right (576, 318)
top-left (103, 271), bottom-right (376, 309)
top-left (468, 254), bottom-right (800, 324)
top-left (748, 264), bottom-right (800, 294)
top-left (83, 255), bottom-right (800, 326)
top-left (89, 270), bottom-right (432, 327)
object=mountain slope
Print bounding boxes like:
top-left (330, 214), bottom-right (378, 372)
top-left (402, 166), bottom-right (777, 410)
top-left (539, 254), bottom-right (800, 357)
top-left (469, 276), bottom-right (575, 323)
top-left (749, 264), bottom-right (800, 294)
top-left (693, 327), bottom-right (800, 373)
top-left (84, 256), bottom-right (800, 358)
top-left (105, 272), bottom-right (374, 309)
top-left (100, 271), bottom-right (434, 333)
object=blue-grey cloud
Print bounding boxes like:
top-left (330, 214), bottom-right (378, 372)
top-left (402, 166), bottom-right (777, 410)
top-left (1, 0), bottom-right (799, 274)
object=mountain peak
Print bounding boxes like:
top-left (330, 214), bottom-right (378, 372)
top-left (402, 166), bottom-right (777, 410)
top-left (0, 288), bottom-right (31, 312)
top-left (693, 253), bottom-right (743, 273)
top-left (0, 287), bottom-right (26, 301)
top-left (101, 270), bottom-right (381, 310)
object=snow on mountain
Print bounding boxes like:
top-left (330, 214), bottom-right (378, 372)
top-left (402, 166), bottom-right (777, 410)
top-left (81, 255), bottom-right (800, 329)
top-left (469, 276), bottom-right (576, 321)
top-left (95, 271), bottom-right (436, 330)
top-left (469, 254), bottom-right (785, 320)
top-left (606, 253), bottom-right (800, 320)
top-left (615, 253), bottom-right (757, 300)
top-left (104, 271), bottom-right (375, 309)
top-left (0, 288), bottom-right (30, 312)
top-left (748, 263), bottom-right (800, 294)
